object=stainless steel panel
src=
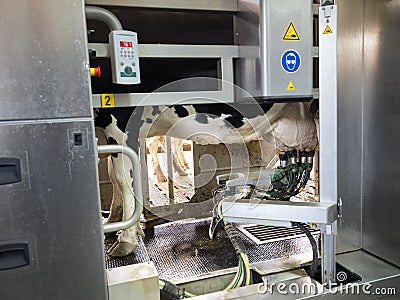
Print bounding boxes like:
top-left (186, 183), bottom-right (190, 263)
top-left (85, 0), bottom-right (238, 11)
top-left (235, 0), bottom-right (313, 99)
top-left (0, 120), bottom-right (107, 300)
top-left (336, 0), bottom-right (364, 253)
top-left (337, 251), bottom-right (400, 284)
top-left (0, 0), bottom-right (92, 121)
top-left (362, 0), bottom-right (400, 267)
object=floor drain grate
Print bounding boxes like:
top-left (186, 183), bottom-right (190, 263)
top-left (238, 224), bottom-right (319, 245)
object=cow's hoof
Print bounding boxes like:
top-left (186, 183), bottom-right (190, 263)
top-left (143, 227), bottom-right (155, 241)
top-left (137, 225), bottom-right (145, 238)
top-left (107, 241), bottom-right (137, 257)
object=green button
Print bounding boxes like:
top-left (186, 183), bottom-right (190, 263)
top-left (120, 72), bottom-right (136, 78)
top-left (124, 66), bottom-right (133, 75)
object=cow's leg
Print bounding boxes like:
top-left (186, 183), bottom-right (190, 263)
top-left (103, 115), bottom-right (144, 257)
top-left (172, 139), bottom-right (187, 177)
top-left (107, 153), bottom-right (145, 257)
top-left (160, 137), bottom-right (187, 177)
top-left (176, 138), bottom-right (189, 170)
top-left (148, 136), bottom-right (167, 182)
top-left (103, 156), bottom-right (123, 224)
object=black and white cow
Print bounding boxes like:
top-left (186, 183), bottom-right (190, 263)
top-left (95, 101), bottom-right (318, 257)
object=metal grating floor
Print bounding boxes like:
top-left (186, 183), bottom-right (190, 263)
top-left (104, 233), bottom-right (150, 269)
top-left (104, 218), bottom-right (320, 281)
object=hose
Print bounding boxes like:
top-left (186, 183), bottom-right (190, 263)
top-left (223, 222), bottom-right (251, 287)
top-left (225, 257), bottom-right (244, 290)
top-left (292, 222), bottom-right (318, 277)
top-left (159, 253), bottom-right (247, 298)
top-left (159, 279), bottom-right (194, 299)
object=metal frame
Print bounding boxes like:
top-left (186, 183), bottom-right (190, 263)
top-left (90, 43), bottom-right (238, 107)
top-left (319, 3), bottom-right (338, 284)
top-left (219, 2), bottom-right (339, 285)
top-left (85, 0), bottom-right (238, 12)
top-left (97, 145), bottom-right (143, 233)
top-left (222, 198), bottom-right (337, 226)
top-left (85, 1), bottom-right (320, 17)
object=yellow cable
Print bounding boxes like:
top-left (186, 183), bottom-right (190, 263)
top-left (184, 291), bottom-right (197, 298)
top-left (225, 257), bottom-right (243, 290)
top-left (236, 264), bottom-right (244, 288)
top-left (159, 280), bottom-right (165, 289)
top-left (240, 253), bottom-right (251, 286)
top-left (217, 201), bottom-right (223, 219)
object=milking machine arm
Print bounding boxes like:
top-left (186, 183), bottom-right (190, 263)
top-left (258, 149), bottom-right (315, 200)
top-left (207, 148), bottom-right (337, 282)
top-left (208, 149), bottom-right (316, 243)
top-left (209, 149), bottom-right (316, 205)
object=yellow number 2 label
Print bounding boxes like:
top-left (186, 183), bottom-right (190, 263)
top-left (101, 94), bottom-right (115, 108)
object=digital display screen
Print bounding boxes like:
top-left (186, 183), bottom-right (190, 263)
top-left (120, 41), bottom-right (133, 48)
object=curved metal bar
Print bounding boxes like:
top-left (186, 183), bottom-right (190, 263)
top-left (85, 6), bottom-right (123, 31)
top-left (97, 145), bottom-right (143, 233)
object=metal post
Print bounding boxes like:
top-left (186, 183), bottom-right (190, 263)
top-left (139, 138), bottom-right (151, 215)
top-left (319, 3), bottom-right (338, 284)
top-left (98, 145), bottom-right (143, 233)
top-left (166, 136), bottom-right (175, 203)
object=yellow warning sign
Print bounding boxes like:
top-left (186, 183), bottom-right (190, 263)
top-left (283, 22), bottom-right (300, 41)
top-left (101, 94), bottom-right (115, 108)
top-left (323, 25), bottom-right (333, 35)
top-left (286, 80), bottom-right (296, 91)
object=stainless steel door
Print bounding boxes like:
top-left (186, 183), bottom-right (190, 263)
top-left (362, 0), bottom-right (400, 267)
top-left (0, 0), bottom-right (92, 121)
top-left (0, 0), bottom-right (108, 298)
top-left (0, 120), bottom-right (107, 299)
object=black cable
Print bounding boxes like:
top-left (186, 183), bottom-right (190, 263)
top-left (160, 279), bottom-right (184, 299)
top-left (224, 223), bottom-right (252, 286)
top-left (224, 223), bottom-right (246, 255)
top-left (292, 222), bottom-right (318, 277)
top-left (291, 169), bottom-right (310, 196)
top-left (240, 256), bottom-right (247, 287)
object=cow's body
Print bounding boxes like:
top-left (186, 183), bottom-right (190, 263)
top-left (95, 102), bottom-right (318, 257)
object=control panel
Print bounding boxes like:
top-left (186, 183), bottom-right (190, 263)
top-left (109, 30), bottom-right (141, 85)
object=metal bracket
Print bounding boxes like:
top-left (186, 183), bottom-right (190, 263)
top-left (222, 198), bottom-right (338, 225)
top-left (90, 44), bottom-right (238, 107)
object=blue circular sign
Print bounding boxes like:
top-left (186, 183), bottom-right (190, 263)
top-left (281, 49), bottom-right (301, 73)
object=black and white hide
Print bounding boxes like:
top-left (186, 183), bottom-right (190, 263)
top-left (94, 102), bottom-right (318, 257)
